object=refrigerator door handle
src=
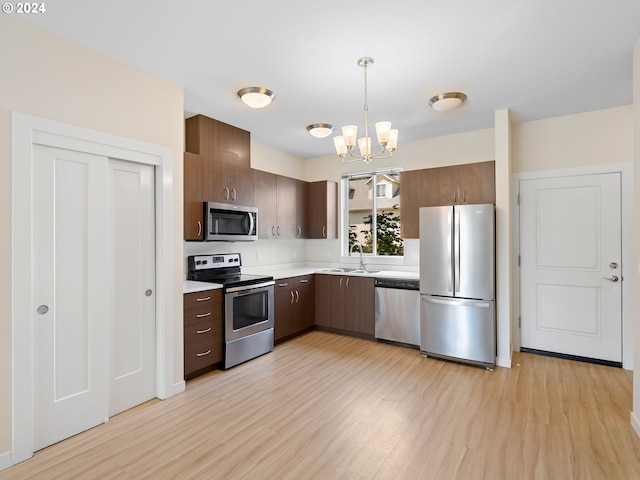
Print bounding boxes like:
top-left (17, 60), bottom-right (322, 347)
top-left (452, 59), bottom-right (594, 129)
top-left (447, 209), bottom-right (453, 293)
top-left (454, 208), bottom-right (461, 293)
top-left (421, 296), bottom-right (491, 309)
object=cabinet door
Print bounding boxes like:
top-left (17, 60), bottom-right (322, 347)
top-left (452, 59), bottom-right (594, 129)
top-left (296, 180), bottom-right (309, 239)
top-left (458, 161), bottom-right (495, 204)
top-left (315, 275), bottom-right (342, 328)
top-left (427, 165), bottom-right (459, 206)
top-left (400, 169), bottom-right (429, 239)
top-left (274, 279), bottom-right (294, 342)
top-left (254, 170), bottom-right (278, 238)
top-left (184, 152), bottom-right (204, 240)
top-left (309, 181), bottom-right (338, 239)
top-left (343, 276), bottom-right (375, 335)
top-left (276, 175), bottom-right (298, 239)
top-left (294, 276), bottom-right (315, 331)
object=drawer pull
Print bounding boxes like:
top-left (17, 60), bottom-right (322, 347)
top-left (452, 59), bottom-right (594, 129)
top-left (196, 296), bottom-right (211, 302)
top-left (196, 312), bottom-right (211, 318)
top-left (299, 279), bottom-right (309, 283)
top-left (278, 283), bottom-right (289, 287)
top-left (196, 327), bottom-right (212, 334)
top-left (196, 350), bottom-right (211, 357)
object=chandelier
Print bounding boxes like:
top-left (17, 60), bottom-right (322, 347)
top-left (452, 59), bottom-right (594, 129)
top-left (333, 57), bottom-right (398, 163)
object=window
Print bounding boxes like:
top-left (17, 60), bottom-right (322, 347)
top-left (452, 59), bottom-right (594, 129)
top-left (343, 169), bottom-right (403, 257)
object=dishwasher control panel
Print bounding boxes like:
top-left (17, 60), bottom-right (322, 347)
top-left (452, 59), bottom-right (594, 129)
top-left (374, 278), bottom-right (419, 290)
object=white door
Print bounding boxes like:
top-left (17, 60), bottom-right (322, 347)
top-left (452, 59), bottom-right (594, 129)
top-left (519, 173), bottom-right (622, 363)
top-left (109, 160), bottom-right (156, 416)
top-left (33, 146), bottom-right (110, 451)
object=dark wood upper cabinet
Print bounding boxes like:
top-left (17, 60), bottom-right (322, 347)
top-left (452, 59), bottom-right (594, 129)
top-left (296, 179), bottom-right (309, 239)
top-left (308, 180), bottom-right (338, 239)
top-left (184, 152), bottom-right (204, 241)
top-left (185, 114), bottom-right (253, 206)
top-left (400, 161), bottom-right (495, 238)
top-left (253, 170), bottom-right (302, 239)
top-left (399, 169), bottom-right (429, 239)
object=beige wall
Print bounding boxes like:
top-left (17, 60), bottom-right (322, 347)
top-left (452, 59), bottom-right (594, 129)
top-left (512, 106), bottom-right (633, 173)
top-left (632, 38), bottom-right (640, 435)
top-left (251, 142), bottom-right (306, 180)
top-left (0, 15), bottom-right (184, 458)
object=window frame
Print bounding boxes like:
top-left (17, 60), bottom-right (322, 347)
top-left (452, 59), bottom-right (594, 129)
top-left (341, 167), bottom-right (403, 258)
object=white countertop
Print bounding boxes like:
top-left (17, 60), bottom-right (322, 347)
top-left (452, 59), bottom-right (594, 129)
top-left (183, 280), bottom-right (223, 294)
top-left (184, 265), bottom-right (419, 293)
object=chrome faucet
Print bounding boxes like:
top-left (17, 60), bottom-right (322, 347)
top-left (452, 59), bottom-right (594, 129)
top-left (350, 242), bottom-right (366, 271)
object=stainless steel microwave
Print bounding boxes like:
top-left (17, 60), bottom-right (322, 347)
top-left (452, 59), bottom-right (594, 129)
top-left (204, 202), bottom-right (258, 241)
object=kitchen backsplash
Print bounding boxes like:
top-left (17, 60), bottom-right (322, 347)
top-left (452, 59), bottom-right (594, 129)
top-left (183, 238), bottom-right (420, 276)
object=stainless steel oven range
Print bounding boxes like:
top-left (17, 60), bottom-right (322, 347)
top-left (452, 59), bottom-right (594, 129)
top-left (187, 253), bottom-right (274, 369)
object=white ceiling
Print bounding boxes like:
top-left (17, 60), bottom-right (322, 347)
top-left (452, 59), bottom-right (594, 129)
top-left (18, 0), bottom-right (640, 159)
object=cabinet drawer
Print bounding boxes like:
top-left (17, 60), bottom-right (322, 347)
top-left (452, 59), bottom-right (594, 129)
top-left (184, 336), bottom-right (218, 374)
top-left (184, 317), bottom-right (221, 343)
top-left (184, 289), bottom-right (221, 309)
top-left (184, 306), bottom-right (221, 327)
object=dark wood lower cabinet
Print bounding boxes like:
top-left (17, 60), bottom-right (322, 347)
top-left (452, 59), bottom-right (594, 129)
top-left (315, 274), bottom-right (374, 337)
top-left (184, 289), bottom-right (223, 379)
top-left (275, 275), bottom-right (315, 343)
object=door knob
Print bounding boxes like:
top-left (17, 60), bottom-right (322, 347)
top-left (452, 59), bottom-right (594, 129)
top-left (145, 289), bottom-right (153, 296)
top-left (602, 275), bottom-right (619, 282)
top-left (37, 305), bottom-right (49, 314)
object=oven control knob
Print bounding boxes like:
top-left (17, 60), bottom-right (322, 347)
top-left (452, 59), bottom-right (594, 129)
top-left (203, 260), bottom-right (208, 264)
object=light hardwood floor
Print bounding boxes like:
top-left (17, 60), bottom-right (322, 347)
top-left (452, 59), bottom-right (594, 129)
top-left (3, 330), bottom-right (640, 479)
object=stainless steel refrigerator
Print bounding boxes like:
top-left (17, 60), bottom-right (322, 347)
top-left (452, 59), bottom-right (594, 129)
top-left (419, 204), bottom-right (495, 368)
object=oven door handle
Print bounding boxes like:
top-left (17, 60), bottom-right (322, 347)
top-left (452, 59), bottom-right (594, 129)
top-left (226, 280), bottom-right (275, 294)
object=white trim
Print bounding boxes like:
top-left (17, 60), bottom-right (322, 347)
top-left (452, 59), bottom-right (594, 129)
top-left (512, 162), bottom-right (634, 370)
top-left (0, 451), bottom-right (11, 471)
top-left (10, 112), bottom-right (178, 466)
top-left (496, 356), bottom-right (512, 368)
top-left (632, 412), bottom-right (640, 438)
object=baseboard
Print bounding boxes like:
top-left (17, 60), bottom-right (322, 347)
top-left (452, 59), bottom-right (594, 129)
top-left (496, 356), bottom-right (512, 368)
top-left (631, 412), bottom-right (640, 439)
top-left (172, 380), bottom-right (186, 396)
top-left (0, 450), bottom-right (13, 472)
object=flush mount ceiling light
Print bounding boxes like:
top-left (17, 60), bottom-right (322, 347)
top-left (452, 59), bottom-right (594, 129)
top-left (306, 123), bottom-right (335, 138)
top-left (428, 92), bottom-right (467, 112)
top-left (333, 57), bottom-right (398, 163)
top-left (237, 87), bottom-right (276, 108)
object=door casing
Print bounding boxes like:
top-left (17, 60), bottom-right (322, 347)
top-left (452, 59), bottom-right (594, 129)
top-left (11, 112), bottom-right (182, 465)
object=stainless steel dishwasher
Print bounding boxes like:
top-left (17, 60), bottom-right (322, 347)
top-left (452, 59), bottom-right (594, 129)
top-left (374, 278), bottom-right (420, 347)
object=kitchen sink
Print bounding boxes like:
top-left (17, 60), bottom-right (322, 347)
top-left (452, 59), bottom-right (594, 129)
top-left (320, 268), bottom-right (380, 274)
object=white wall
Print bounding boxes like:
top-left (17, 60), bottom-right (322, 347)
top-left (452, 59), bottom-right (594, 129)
top-left (0, 15), bottom-right (184, 461)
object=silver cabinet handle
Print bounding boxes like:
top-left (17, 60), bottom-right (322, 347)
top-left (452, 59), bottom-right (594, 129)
top-left (224, 187), bottom-right (230, 200)
top-left (197, 220), bottom-right (202, 236)
top-left (322, 226), bottom-right (326, 238)
top-left (272, 226), bottom-right (276, 237)
top-left (196, 296), bottom-right (211, 302)
top-left (339, 277), bottom-right (343, 289)
top-left (290, 291), bottom-right (295, 304)
top-left (602, 275), bottom-right (619, 282)
top-left (196, 312), bottom-right (211, 318)
top-left (299, 279), bottom-right (308, 284)
top-left (196, 327), bottom-right (212, 334)
top-left (231, 188), bottom-right (237, 202)
top-left (196, 350), bottom-right (211, 357)
top-left (346, 278), bottom-right (350, 289)
top-left (278, 282), bottom-right (289, 287)
top-left (277, 225), bottom-right (280, 237)
top-left (295, 290), bottom-right (300, 302)
top-left (297, 226), bottom-right (301, 238)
